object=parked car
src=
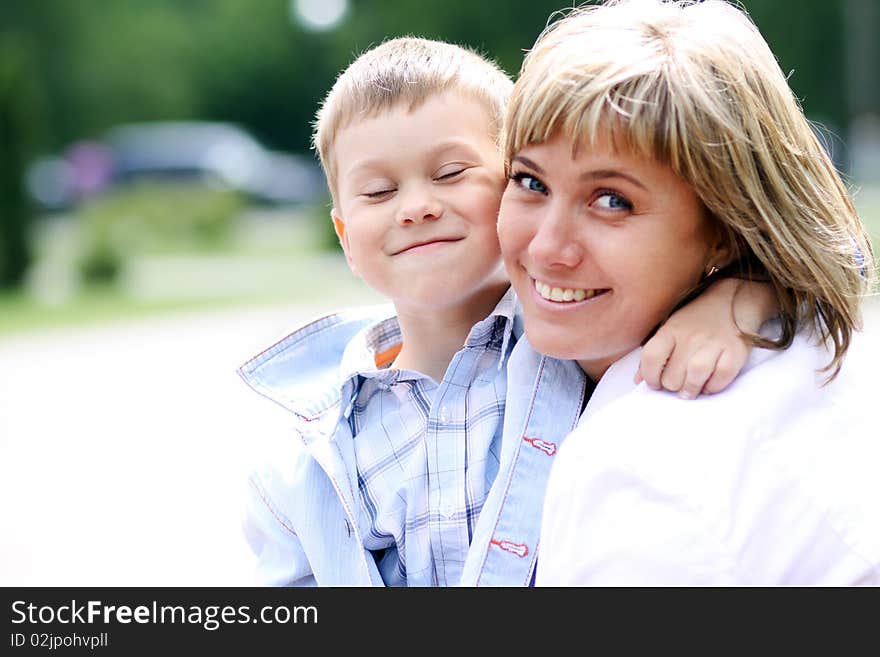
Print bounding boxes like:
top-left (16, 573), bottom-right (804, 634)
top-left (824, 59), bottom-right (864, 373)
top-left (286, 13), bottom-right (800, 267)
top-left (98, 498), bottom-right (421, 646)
top-left (27, 121), bottom-right (325, 210)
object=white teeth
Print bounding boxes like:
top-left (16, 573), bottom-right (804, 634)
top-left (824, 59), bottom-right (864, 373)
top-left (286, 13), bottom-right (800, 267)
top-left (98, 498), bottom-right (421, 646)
top-left (534, 279), bottom-right (598, 303)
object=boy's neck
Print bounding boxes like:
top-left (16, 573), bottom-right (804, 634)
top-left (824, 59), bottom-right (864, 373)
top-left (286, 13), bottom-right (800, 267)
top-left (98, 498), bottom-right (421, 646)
top-left (391, 282), bottom-right (510, 383)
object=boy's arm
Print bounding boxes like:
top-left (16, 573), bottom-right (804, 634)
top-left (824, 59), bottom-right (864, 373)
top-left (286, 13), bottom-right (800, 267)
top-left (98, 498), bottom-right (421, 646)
top-left (636, 278), bottom-right (778, 399)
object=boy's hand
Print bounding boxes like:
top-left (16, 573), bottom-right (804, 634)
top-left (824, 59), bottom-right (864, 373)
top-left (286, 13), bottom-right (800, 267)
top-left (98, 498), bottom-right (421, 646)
top-left (635, 278), bottom-right (778, 399)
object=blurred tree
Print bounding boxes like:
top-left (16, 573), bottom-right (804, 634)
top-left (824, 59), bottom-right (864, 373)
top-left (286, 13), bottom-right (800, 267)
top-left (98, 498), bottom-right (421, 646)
top-left (0, 0), bottom-right (864, 163)
top-left (0, 37), bottom-right (38, 288)
top-left (742, 0), bottom-right (847, 131)
top-left (1, 1), bottom-right (83, 153)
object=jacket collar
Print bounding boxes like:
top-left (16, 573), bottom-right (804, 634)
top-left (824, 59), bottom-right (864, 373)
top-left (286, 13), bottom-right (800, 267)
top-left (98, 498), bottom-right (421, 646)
top-left (236, 303), bottom-right (396, 428)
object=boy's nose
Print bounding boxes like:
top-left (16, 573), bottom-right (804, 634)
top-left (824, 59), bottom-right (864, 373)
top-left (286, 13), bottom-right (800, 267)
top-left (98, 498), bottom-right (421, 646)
top-left (395, 185), bottom-right (444, 225)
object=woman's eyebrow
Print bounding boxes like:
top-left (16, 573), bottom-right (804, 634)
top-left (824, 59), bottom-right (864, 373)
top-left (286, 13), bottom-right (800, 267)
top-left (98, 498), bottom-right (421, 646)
top-left (511, 155), bottom-right (544, 172)
top-left (581, 170), bottom-right (648, 192)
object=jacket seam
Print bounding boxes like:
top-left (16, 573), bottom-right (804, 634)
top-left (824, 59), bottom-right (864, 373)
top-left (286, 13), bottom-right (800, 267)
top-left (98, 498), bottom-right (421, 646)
top-left (249, 475), bottom-right (298, 537)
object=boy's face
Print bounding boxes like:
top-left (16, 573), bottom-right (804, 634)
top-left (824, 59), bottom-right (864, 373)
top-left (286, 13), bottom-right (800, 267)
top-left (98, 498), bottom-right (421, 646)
top-left (331, 91), bottom-right (508, 315)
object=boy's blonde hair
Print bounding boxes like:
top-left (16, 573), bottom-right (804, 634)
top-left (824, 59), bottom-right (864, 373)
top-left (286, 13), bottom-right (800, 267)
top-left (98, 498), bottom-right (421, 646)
top-left (506, 0), bottom-right (875, 377)
top-left (314, 37), bottom-right (513, 203)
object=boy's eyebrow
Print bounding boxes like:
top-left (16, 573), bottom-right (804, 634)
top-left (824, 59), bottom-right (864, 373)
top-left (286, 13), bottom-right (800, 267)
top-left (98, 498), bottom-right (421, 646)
top-left (344, 158), bottom-right (387, 178)
top-left (428, 140), bottom-right (484, 158)
top-left (511, 155), bottom-right (647, 191)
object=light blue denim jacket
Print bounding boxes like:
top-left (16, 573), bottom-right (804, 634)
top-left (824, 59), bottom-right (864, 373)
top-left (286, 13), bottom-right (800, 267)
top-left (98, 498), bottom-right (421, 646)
top-left (238, 300), bottom-right (586, 586)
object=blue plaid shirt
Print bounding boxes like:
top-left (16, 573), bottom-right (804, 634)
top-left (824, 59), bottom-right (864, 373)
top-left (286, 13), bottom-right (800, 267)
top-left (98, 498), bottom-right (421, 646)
top-left (240, 291), bottom-right (587, 587)
top-left (340, 288), bottom-right (517, 586)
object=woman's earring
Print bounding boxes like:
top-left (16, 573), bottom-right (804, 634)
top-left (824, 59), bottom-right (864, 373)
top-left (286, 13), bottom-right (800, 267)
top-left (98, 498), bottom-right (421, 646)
top-left (705, 264), bottom-right (719, 278)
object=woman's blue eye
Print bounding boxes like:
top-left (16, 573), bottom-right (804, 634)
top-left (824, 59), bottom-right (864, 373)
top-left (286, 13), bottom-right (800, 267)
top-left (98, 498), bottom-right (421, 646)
top-left (593, 191), bottom-right (632, 210)
top-left (511, 172), bottom-right (547, 194)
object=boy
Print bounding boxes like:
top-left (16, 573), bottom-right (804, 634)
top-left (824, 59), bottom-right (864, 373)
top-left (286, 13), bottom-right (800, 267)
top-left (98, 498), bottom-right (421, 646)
top-left (238, 37), bottom-right (776, 586)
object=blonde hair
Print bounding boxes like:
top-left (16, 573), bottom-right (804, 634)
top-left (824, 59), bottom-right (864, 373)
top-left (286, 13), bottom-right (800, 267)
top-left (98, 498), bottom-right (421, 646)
top-left (507, 0), bottom-right (875, 378)
top-left (313, 37), bottom-right (512, 203)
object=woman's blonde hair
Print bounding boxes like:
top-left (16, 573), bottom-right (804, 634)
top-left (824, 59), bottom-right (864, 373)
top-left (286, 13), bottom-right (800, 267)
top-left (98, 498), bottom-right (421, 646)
top-left (313, 37), bottom-right (512, 203)
top-left (506, 0), bottom-right (875, 378)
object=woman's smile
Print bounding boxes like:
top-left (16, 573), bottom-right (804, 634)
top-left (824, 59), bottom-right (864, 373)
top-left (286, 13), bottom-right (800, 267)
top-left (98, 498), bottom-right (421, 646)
top-left (531, 276), bottom-right (609, 303)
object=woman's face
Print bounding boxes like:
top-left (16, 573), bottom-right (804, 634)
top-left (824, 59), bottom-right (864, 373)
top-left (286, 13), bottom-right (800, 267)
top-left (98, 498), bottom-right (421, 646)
top-left (497, 132), bottom-right (728, 381)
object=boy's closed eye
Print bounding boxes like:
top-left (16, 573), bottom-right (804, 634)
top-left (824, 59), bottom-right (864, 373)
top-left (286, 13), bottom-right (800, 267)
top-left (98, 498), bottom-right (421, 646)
top-left (433, 164), bottom-right (469, 182)
top-left (361, 184), bottom-right (397, 199)
top-left (358, 165), bottom-right (471, 199)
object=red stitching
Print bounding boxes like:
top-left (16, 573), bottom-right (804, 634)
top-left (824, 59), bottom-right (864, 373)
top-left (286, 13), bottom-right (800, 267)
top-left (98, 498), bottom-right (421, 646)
top-left (249, 478), bottom-right (298, 537)
top-left (476, 357), bottom-right (547, 584)
top-left (523, 436), bottom-right (558, 456)
top-left (477, 361), bottom-right (586, 585)
top-left (490, 538), bottom-right (529, 558)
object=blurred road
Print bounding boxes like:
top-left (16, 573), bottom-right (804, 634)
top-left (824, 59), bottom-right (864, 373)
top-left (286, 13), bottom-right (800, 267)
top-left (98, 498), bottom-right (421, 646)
top-left (0, 300), bottom-right (380, 586)
top-left (1, 296), bottom-right (878, 586)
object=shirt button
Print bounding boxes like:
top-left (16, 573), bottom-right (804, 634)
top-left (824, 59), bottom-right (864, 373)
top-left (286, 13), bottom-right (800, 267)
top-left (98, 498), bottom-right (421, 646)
top-left (439, 406), bottom-right (450, 424)
top-left (440, 503), bottom-right (455, 519)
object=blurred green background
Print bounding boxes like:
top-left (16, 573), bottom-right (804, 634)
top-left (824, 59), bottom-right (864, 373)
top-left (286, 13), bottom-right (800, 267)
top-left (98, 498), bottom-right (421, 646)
top-left (1, 0), bottom-right (879, 335)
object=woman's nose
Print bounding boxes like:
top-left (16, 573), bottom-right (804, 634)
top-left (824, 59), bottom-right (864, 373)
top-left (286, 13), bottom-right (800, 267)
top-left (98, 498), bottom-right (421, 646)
top-left (527, 204), bottom-right (583, 268)
top-left (395, 183), bottom-right (444, 225)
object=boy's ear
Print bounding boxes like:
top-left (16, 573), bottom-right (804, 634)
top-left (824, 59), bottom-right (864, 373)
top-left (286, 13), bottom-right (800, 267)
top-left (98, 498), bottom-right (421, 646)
top-left (330, 208), bottom-right (357, 274)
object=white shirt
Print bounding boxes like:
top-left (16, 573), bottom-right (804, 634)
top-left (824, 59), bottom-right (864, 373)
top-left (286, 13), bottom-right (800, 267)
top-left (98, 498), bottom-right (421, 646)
top-left (537, 328), bottom-right (880, 586)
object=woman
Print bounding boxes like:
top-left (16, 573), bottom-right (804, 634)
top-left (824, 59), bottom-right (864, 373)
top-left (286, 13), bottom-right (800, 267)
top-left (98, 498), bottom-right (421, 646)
top-left (496, 0), bottom-right (878, 584)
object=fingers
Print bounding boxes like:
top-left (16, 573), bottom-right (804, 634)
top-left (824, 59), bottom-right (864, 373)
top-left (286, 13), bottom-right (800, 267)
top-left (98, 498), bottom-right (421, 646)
top-left (702, 346), bottom-right (748, 395)
top-left (657, 349), bottom-right (684, 394)
top-left (670, 346), bottom-right (721, 400)
top-left (638, 331), bottom-right (675, 389)
top-left (639, 326), bottom-right (751, 399)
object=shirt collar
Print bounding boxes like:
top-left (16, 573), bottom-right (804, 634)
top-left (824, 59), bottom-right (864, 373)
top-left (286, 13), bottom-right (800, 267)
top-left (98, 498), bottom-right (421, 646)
top-left (338, 315), bottom-right (403, 385)
top-left (464, 286), bottom-right (518, 370)
top-left (338, 285), bottom-right (519, 385)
